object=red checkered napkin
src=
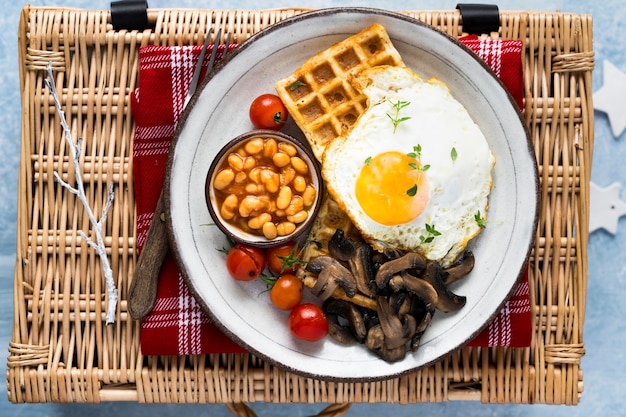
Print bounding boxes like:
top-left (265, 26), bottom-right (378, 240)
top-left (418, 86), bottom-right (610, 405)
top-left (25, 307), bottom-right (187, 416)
top-left (131, 44), bottom-right (245, 355)
top-left (461, 37), bottom-right (531, 347)
top-left (131, 37), bottom-right (530, 356)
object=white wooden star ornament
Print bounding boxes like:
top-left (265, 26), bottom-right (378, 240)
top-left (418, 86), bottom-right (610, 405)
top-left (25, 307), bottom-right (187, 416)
top-left (593, 60), bottom-right (626, 137)
top-left (590, 182), bottom-right (626, 234)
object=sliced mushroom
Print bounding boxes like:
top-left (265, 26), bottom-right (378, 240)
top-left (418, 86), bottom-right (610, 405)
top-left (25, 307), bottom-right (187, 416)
top-left (376, 295), bottom-right (414, 350)
top-left (328, 230), bottom-right (377, 297)
top-left (375, 252), bottom-right (427, 289)
top-left (389, 291), bottom-right (410, 316)
top-left (443, 251), bottom-right (475, 285)
top-left (349, 241), bottom-right (377, 297)
top-left (406, 295), bottom-right (432, 330)
top-left (307, 231), bottom-right (472, 362)
top-left (365, 323), bottom-right (385, 349)
top-left (306, 255), bottom-right (357, 301)
top-left (401, 314), bottom-right (417, 341)
top-left (410, 308), bottom-right (434, 352)
top-left (371, 251), bottom-right (389, 274)
top-left (362, 307), bottom-right (380, 330)
top-left (327, 229), bottom-right (354, 261)
top-left (382, 247), bottom-right (404, 260)
top-left (323, 298), bottom-right (367, 344)
top-left (388, 271), bottom-right (438, 310)
top-left (422, 261), bottom-right (466, 312)
top-left (415, 308), bottom-right (434, 334)
top-left (365, 324), bottom-right (407, 363)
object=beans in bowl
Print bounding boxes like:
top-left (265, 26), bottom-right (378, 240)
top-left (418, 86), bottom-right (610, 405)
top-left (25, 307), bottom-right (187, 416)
top-left (211, 135), bottom-right (318, 240)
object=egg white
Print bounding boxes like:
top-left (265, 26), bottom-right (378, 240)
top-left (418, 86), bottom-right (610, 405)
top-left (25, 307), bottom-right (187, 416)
top-left (322, 66), bottom-right (495, 266)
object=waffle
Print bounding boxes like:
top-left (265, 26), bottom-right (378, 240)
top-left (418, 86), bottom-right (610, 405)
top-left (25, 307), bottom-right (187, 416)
top-left (275, 23), bottom-right (405, 161)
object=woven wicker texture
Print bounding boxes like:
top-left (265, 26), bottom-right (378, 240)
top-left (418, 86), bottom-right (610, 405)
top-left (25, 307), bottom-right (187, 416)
top-left (9, 6), bottom-right (593, 408)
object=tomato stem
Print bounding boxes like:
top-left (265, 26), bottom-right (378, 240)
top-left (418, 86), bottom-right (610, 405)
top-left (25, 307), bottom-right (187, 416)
top-left (277, 238), bottom-right (320, 273)
top-left (260, 275), bottom-right (278, 288)
top-left (273, 111), bottom-right (285, 126)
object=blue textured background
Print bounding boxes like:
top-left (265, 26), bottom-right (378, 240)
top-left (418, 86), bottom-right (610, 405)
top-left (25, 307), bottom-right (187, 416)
top-left (2, 1), bottom-right (624, 416)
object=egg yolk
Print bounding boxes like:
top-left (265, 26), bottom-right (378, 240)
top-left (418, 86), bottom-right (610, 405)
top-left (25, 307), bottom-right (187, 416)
top-left (355, 151), bottom-right (429, 225)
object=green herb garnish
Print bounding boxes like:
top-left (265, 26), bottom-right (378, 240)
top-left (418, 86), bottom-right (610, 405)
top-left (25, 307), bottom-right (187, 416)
top-left (364, 156), bottom-right (372, 166)
top-left (216, 235), bottom-right (237, 254)
top-left (407, 144), bottom-right (430, 178)
top-left (451, 147), bottom-right (458, 162)
top-left (407, 144), bottom-right (422, 160)
top-left (277, 238), bottom-right (321, 274)
top-left (406, 145), bottom-right (430, 198)
top-left (420, 223), bottom-right (441, 243)
top-left (387, 100), bottom-right (411, 133)
top-left (273, 111), bottom-right (285, 126)
top-left (289, 80), bottom-right (307, 91)
top-left (474, 210), bottom-right (487, 229)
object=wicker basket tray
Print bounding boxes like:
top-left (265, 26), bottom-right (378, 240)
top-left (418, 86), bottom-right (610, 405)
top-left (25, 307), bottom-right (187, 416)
top-left (9, 5), bottom-right (593, 409)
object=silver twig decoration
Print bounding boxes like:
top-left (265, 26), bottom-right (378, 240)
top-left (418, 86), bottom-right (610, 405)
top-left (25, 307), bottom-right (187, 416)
top-left (45, 63), bottom-right (118, 324)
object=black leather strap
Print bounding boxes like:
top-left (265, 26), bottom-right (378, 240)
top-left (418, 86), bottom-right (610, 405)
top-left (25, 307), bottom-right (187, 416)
top-left (456, 3), bottom-right (500, 35)
top-left (111, 0), bottom-right (151, 31)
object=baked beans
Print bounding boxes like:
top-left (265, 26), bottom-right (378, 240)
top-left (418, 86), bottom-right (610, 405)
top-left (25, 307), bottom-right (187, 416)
top-left (212, 136), bottom-right (317, 239)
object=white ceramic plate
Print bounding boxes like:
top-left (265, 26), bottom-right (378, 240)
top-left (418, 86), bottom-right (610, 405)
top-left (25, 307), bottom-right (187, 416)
top-left (165, 8), bottom-right (538, 382)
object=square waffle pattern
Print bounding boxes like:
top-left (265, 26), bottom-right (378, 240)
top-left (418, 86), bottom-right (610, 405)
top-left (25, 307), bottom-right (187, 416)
top-left (275, 23), bottom-right (405, 161)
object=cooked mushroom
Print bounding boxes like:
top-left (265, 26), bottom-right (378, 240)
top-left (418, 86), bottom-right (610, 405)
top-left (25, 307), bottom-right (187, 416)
top-left (406, 295), bottom-right (433, 331)
top-left (365, 323), bottom-right (385, 349)
top-left (328, 230), bottom-right (377, 297)
top-left (362, 307), bottom-right (380, 330)
top-left (306, 255), bottom-right (357, 301)
top-left (382, 247), bottom-right (405, 260)
top-left (370, 251), bottom-right (389, 274)
top-left (323, 298), bottom-right (367, 344)
top-left (306, 230), bottom-right (473, 362)
top-left (443, 251), bottom-right (475, 285)
top-left (410, 308), bottom-right (434, 352)
top-left (365, 324), bottom-right (407, 363)
top-left (327, 318), bottom-right (355, 344)
top-left (415, 308), bottom-right (434, 334)
top-left (401, 314), bottom-right (418, 341)
top-left (350, 242), bottom-right (377, 297)
top-left (389, 291), bottom-right (410, 316)
top-left (375, 252), bottom-right (427, 289)
top-left (376, 295), bottom-right (415, 350)
top-left (388, 271), bottom-right (438, 310)
top-left (328, 229), bottom-right (354, 261)
top-left (422, 261), bottom-right (466, 312)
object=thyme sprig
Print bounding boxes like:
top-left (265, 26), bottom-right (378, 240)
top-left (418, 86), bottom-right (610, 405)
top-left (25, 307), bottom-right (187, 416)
top-left (420, 223), bottom-right (441, 244)
top-left (406, 145), bottom-right (429, 197)
top-left (474, 210), bottom-right (487, 229)
top-left (451, 147), bottom-right (458, 162)
top-left (387, 99), bottom-right (411, 133)
top-left (406, 184), bottom-right (418, 197)
top-left (289, 80), bottom-right (307, 91)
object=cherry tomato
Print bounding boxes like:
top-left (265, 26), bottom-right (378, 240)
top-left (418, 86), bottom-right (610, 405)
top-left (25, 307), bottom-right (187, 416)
top-left (288, 303), bottom-right (328, 342)
top-left (249, 94), bottom-right (288, 130)
top-left (225, 243), bottom-right (266, 281)
top-left (266, 241), bottom-right (302, 275)
top-left (269, 274), bottom-right (303, 310)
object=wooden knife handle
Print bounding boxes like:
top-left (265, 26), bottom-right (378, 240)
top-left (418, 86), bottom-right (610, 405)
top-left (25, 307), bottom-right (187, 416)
top-left (128, 193), bottom-right (169, 320)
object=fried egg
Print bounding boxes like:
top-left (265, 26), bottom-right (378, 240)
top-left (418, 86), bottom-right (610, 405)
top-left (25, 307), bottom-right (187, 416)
top-left (321, 66), bottom-right (495, 266)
